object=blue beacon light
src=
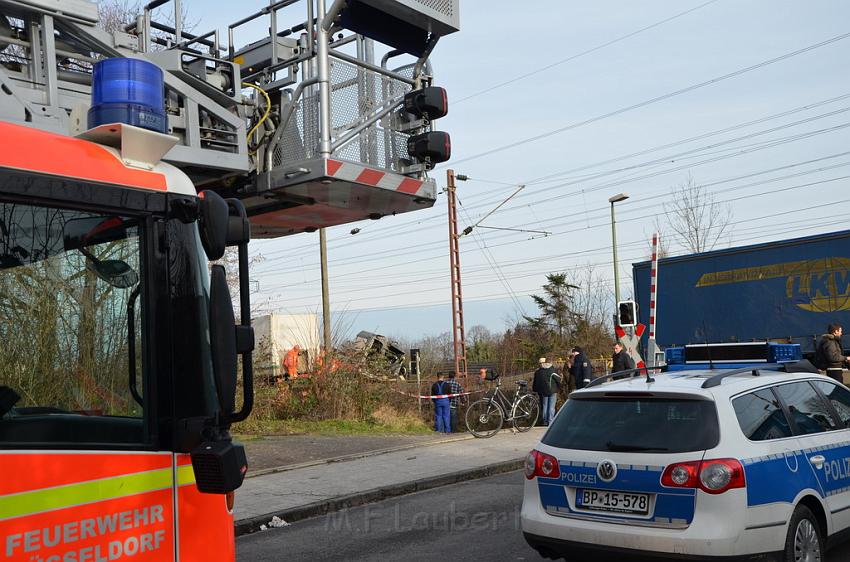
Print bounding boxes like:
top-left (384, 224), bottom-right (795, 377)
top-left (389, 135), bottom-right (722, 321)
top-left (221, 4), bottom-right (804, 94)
top-left (88, 58), bottom-right (167, 133)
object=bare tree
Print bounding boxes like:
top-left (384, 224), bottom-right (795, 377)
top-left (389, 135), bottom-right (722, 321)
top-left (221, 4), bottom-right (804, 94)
top-left (661, 173), bottom-right (732, 254)
top-left (97, 0), bottom-right (198, 40)
top-left (644, 217), bottom-right (671, 259)
top-left (97, 0), bottom-right (140, 34)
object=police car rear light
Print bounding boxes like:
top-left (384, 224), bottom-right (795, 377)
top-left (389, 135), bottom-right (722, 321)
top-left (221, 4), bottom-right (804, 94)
top-left (662, 458), bottom-right (745, 494)
top-left (525, 449), bottom-right (560, 480)
top-left (699, 459), bottom-right (745, 494)
top-left (661, 460), bottom-right (700, 488)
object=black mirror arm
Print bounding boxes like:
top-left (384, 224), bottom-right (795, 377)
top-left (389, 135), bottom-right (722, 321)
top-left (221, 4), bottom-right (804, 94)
top-left (127, 285), bottom-right (143, 407)
top-left (229, 242), bottom-right (254, 423)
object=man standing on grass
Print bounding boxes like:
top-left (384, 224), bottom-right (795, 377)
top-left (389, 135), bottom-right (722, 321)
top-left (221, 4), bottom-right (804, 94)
top-left (444, 371), bottom-right (466, 432)
top-left (430, 373), bottom-right (451, 433)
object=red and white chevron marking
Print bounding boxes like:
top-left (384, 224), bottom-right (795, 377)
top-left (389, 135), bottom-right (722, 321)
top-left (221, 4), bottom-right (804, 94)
top-left (649, 232), bottom-right (660, 339)
top-left (615, 323), bottom-right (646, 370)
top-left (326, 159), bottom-right (426, 196)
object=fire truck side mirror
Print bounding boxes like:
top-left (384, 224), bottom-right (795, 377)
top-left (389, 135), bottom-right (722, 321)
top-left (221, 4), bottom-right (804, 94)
top-left (224, 198), bottom-right (250, 246)
top-left (209, 264), bottom-right (237, 415)
top-left (222, 197), bottom-right (255, 425)
top-left (198, 190), bottom-right (229, 261)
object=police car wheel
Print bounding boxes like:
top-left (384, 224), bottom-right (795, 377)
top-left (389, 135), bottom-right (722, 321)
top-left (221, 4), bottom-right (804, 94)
top-left (783, 505), bottom-right (823, 562)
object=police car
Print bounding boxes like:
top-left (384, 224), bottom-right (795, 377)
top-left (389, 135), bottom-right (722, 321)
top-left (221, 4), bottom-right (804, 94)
top-left (521, 355), bottom-right (850, 561)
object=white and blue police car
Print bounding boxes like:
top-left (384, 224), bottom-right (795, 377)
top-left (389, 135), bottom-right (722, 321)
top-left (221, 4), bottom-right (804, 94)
top-left (521, 352), bottom-right (850, 561)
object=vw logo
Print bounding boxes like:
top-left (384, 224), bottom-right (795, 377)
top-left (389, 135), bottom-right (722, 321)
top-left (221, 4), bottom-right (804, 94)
top-left (597, 460), bottom-right (618, 482)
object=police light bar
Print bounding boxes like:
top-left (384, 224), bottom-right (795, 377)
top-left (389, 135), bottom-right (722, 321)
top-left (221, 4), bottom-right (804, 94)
top-left (665, 342), bottom-right (802, 365)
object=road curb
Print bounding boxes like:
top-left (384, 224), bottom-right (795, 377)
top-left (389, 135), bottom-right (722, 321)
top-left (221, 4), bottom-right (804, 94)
top-left (234, 457), bottom-right (525, 536)
top-left (246, 433), bottom-right (476, 479)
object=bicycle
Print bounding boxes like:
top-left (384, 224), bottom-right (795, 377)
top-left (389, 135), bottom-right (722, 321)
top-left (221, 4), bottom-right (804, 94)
top-left (465, 374), bottom-right (539, 438)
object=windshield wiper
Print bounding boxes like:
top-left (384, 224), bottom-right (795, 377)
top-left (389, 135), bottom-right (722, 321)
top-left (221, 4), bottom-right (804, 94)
top-left (605, 441), bottom-right (669, 452)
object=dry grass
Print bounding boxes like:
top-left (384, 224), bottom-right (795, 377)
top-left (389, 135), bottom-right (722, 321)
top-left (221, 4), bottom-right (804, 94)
top-left (233, 349), bottom-right (430, 435)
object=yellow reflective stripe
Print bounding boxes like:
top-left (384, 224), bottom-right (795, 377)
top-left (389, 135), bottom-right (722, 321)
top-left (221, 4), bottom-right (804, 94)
top-left (0, 468), bottom-right (173, 521)
top-left (176, 464), bottom-right (196, 487)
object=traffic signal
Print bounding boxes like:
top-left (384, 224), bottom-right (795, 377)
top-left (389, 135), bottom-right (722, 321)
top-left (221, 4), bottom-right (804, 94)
top-left (618, 300), bottom-right (637, 327)
top-left (409, 348), bottom-right (420, 376)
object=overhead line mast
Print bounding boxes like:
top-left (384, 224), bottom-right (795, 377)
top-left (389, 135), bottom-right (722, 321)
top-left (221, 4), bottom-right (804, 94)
top-left (447, 169), bottom-right (467, 380)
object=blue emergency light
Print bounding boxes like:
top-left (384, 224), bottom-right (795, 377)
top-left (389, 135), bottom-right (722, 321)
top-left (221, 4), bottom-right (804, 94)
top-left (664, 342), bottom-right (802, 371)
top-left (88, 58), bottom-right (167, 133)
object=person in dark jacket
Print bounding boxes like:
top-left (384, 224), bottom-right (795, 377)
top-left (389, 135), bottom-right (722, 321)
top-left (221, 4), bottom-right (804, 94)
top-left (816, 323), bottom-right (850, 382)
top-left (533, 357), bottom-right (561, 425)
top-left (612, 342), bottom-right (635, 373)
top-left (569, 346), bottom-right (593, 390)
top-left (430, 373), bottom-right (451, 433)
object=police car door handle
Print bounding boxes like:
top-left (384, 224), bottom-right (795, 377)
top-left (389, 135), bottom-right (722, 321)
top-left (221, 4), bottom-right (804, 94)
top-left (809, 455), bottom-right (826, 469)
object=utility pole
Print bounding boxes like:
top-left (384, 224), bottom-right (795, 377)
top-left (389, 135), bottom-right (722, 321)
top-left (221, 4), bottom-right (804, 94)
top-left (320, 227), bottom-right (331, 351)
top-left (446, 169), bottom-right (468, 380)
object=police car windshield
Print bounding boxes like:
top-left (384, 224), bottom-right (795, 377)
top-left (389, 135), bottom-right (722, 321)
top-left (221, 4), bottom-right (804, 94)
top-left (543, 397), bottom-right (720, 454)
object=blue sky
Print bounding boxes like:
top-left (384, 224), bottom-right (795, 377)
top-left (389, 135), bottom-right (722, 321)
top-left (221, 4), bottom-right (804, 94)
top-left (177, 0), bottom-right (850, 339)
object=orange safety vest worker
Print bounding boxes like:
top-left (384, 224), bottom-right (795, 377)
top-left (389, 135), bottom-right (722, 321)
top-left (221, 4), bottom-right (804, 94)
top-left (283, 345), bottom-right (301, 379)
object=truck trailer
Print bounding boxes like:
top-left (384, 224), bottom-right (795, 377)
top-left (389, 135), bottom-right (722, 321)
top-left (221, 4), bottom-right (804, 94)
top-left (632, 229), bottom-right (850, 356)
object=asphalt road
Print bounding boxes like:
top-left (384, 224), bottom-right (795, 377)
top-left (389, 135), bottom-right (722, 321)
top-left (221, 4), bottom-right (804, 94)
top-left (237, 471), bottom-right (850, 562)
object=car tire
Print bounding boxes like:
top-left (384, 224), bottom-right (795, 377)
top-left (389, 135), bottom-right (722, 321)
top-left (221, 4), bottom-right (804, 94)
top-left (783, 504), bottom-right (824, 562)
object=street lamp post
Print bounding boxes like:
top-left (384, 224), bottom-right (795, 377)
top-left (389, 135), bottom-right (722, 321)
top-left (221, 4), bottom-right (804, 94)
top-left (608, 193), bottom-right (629, 309)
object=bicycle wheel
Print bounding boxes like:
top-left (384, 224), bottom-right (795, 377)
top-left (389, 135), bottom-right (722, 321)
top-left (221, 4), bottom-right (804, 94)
top-left (465, 398), bottom-right (504, 438)
top-left (512, 394), bottom-right (539, 432)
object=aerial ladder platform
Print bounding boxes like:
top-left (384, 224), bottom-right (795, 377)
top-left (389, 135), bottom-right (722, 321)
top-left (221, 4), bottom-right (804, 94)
top-left (0, 0), bottom-right (459, 236)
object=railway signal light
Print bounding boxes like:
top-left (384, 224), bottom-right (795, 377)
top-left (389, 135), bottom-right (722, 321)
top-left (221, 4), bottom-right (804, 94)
top-left (618, 300), bottom-right (637, 327)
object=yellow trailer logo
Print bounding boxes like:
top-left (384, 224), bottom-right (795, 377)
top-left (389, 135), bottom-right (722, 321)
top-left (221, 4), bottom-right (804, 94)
top-left (695, 257), bottom-right (850, 313)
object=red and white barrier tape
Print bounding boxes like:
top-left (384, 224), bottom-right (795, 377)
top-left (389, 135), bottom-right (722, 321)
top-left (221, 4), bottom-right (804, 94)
top-left (393, 389), bottom-right (481, 400)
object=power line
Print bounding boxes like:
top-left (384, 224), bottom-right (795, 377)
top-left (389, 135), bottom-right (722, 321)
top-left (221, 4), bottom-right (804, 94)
top-left (259, 214), bottom-right (849, 311)
top-left (451, 31), bottom-right (850, 165)
top-left (256, 97), bottom-right (850, 262)
top-left (456, 195), bottom-right (526, 316)
top-left (518, 93), bottom-right (850, 188)
top-left (253, 93), bottom-right (850, 263)
top-left (459, 120), bottom-right (850, 215)
top-left (466, 157), bottom-right (850, 234)
top-left (454, 0), bottom-right (722, 104)
top-left (289, 209), bottom-right (850, 289)
top-left (257, 200), bottom-right (850, 305)
top-left (252, 152), bottom-right (850, 274)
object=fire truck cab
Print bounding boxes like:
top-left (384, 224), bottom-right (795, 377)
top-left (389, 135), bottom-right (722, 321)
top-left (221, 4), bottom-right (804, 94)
top-left (0, 121), bottom-right (253, 561)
